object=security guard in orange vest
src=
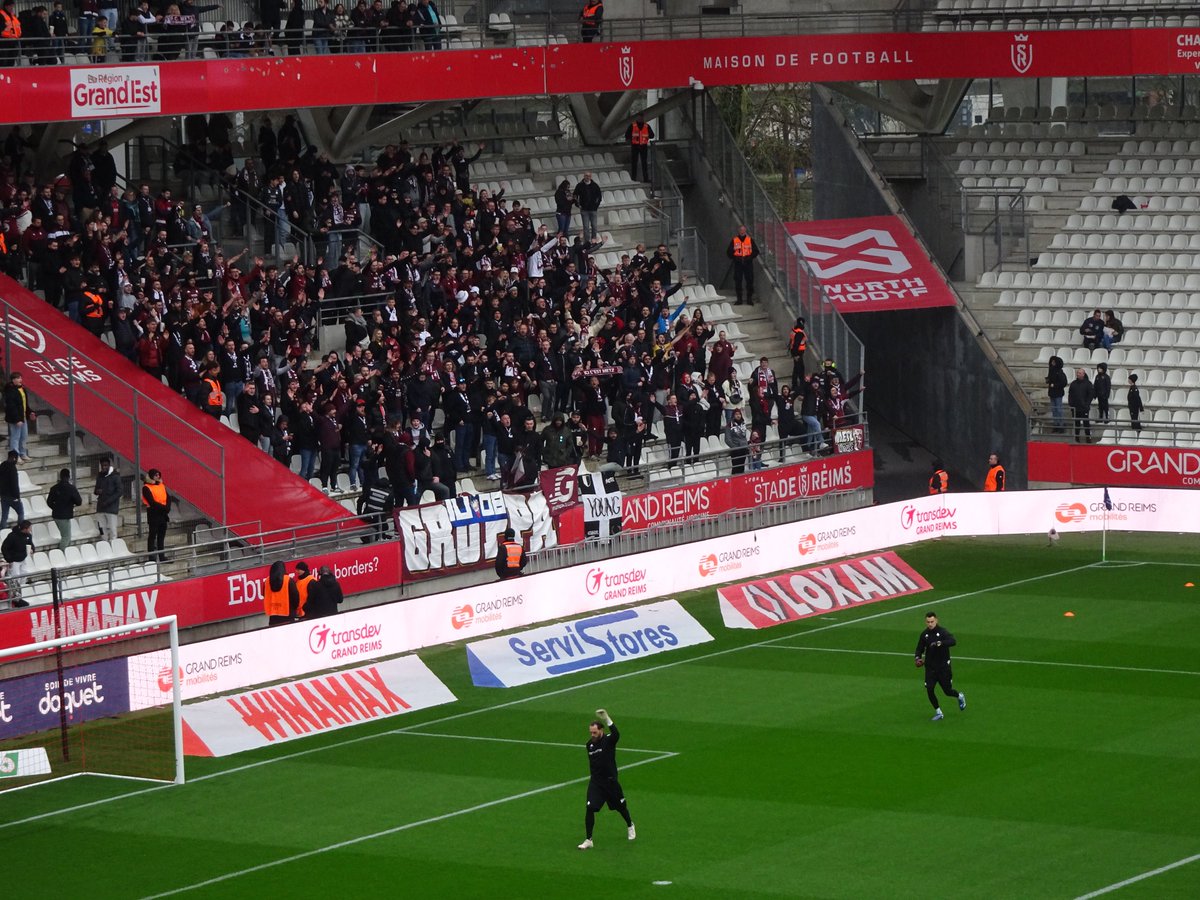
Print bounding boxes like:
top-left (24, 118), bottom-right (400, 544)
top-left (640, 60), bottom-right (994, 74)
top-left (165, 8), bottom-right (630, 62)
top-left (579, 0), bottom-right (603, 42)
top-left (984, 453), bottom-right (1006, 492)
top-left (141, 468), bottom-right (171, 561)
top-left (292, 560), bottom-right (316, 617)
top-left (624, 114), bottom-right (655, 182)
top-left (263, 560), bottom-right (300, 626)
top-left (495, 528), bottom-right (526, 580)
top-left (788, 316), bottom-right (808, 389)
top-left (81, 290), bottom-right (107, 337)
top-left (0, 0), bottom-right (22, 68)
top-left (929, 459), bottom-right (949, 495)
top-left (726, 225), bottom-right (760, 306)
top-left (198, 362), bottom-right (224, 418)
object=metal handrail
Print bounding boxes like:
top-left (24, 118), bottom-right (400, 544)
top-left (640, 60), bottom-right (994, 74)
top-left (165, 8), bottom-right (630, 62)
top-left (685, 92), bottom-right (866, 380)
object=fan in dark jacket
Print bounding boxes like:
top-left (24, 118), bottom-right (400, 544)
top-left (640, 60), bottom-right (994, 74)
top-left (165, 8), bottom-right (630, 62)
top-left (303, 565), bottom-right (344, 618)
top-left (0, 450), bottom-right (21, 530)
top-left (94, 456), bottom-right (123, 542)
top-left (47, 468), bottom-right (82, 551)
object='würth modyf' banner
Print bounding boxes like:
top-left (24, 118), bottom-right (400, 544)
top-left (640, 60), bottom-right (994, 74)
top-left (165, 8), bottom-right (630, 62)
top-left (786, 217), bottom-right (956, 313)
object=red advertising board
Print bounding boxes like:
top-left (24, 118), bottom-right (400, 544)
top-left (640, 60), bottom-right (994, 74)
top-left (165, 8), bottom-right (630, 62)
top-left (717, 551), bottom-right (931, 630)
top-left (1028, 441), bottom-right (1200, 489)
top-left (784, 217), bottom-right (955, 313)
top-left (0, 542), bottom-right (403, 651)
top-left (621, 450), bottom-right (874, 531)
top-left (0, 30), bottom-right (1199, 125)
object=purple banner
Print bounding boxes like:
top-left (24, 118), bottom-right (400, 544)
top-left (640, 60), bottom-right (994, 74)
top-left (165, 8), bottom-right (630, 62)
top-left (0, 657), bottom-right (131, 741)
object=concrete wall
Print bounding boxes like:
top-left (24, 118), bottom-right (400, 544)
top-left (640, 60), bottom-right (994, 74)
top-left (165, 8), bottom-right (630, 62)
top-left (811, 89), bottom-right (1028, 488)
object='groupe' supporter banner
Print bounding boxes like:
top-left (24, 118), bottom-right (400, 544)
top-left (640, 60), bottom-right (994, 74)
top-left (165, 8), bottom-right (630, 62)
top-left (0, 542), bottom-right (404, 652)
top-left (621, 450), bottom-right (874, 532)
top-left (785, 217), bottom-right (956, 313)
top-left (465, 601), bottom-right (712, 688)
top-left (6, 30), bottom-right (1200, 125)
top-left (717, 551), bottom-right (932, 630)
top-left (122, 486), bottom-right (1198, 703)
top-left (1028, 441), bottom-right (1200, 490)
top-left (393, 490), bottom-right (558, 579)
top-left (181, 656), bottom-right (455, 757)
top-left (0, 657), bottom-right (130, 741)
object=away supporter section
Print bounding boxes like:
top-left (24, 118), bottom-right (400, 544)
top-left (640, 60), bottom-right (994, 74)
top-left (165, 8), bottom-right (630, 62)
top-left (120, 486), bottom-right (1198, 703)
top-left (0, 274), bottom-right (351, 538)
top-left (2, 29), bottom-right (1200, 124)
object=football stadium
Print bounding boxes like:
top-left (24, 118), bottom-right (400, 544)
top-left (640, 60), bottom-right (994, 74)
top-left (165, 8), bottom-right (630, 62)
top-left (0, 1), bottom-right (1199, 897)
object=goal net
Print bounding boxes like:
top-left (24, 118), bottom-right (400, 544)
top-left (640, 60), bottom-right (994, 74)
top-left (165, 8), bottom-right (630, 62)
top-left (0, 615), bottom-right (183, 792)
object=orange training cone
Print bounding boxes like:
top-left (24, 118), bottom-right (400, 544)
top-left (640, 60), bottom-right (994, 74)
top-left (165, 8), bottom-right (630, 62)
top-left (1186, 583), bottom-right (1195, 588)
top-left (1064, 611), bottom-right (1075, 617)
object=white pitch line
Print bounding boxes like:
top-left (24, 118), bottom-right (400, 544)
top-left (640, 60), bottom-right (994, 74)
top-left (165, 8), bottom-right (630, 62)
top-left (763, 645), bottom-right (1200, 677)
top-left (138, 750), bottom-right (678, 900)
top-left (0, 561), bottom-right (1098, 831)
top-left (1073, 851), bottom-right (1200, 899)
top-left (402, 731), bottom-right (672, 755)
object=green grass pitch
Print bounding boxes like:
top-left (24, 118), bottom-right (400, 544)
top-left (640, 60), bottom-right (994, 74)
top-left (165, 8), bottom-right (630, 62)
top-left (3, 531), bottom-right (1200, 899)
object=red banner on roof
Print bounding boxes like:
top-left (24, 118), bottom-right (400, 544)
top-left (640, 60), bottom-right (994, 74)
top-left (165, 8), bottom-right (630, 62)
top-left (785, 217), bottom-right (957, 313)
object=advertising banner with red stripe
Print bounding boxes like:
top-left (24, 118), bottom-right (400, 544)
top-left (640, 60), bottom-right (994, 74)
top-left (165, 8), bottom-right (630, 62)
top-left (621, 450), bottom-right (874, 532)
top-left (1028, 441), bottom-right (1200, 489)
top-left (4, 30), bottom-right (1200, 125)
top-left (718, 551), bottom-right (931, 630)
top-left (181, 656), bottom-right (455, 757)
top-left (0, 542), bottom-right (403, 651)
top-left (785, 217), bottom-right (956, 313)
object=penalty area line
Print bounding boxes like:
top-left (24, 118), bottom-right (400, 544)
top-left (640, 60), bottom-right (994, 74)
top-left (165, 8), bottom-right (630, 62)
top-left (762, 646), bottom-right (1200, 677)
top-left (1073, 851), bottom-right (1200, 899)
top-left (137, 750), bottom-right (678, 899)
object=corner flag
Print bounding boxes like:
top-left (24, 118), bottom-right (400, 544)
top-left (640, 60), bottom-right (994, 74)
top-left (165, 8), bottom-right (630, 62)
top-left (1103, 487), bottom-right (1113, 511)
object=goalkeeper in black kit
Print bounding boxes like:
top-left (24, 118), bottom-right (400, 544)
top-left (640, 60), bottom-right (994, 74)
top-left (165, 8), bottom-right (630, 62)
top-left (578, 709), bottom-right (635, 849)
top-left (915, 612), bottom-right (966, 722)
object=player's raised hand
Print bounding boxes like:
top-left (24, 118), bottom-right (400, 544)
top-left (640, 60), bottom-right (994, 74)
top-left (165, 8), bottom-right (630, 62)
top-left (596, 708), bottom-right (612, 725)
top-left (915, 658), bottom-right (924, 668)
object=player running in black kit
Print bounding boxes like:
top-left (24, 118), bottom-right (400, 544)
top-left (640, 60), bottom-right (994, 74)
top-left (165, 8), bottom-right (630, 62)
top-left (578, 708), bottom-right (635, 849)
top-left (915, 612), bottom-right (966, 721)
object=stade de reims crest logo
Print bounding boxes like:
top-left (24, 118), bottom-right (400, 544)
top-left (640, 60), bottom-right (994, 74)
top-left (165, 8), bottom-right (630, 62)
top-left (618, 46), bottom-right (634, 88)
top-left (791, 228), bottom-right (911, 279)
top-left (0, 315), bottom-right (47, 355)
top-left (1010, 34), bottom-right (1033, 75)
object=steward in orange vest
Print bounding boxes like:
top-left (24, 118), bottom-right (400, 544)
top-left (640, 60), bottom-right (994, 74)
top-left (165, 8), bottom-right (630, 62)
top-left (624, 115), bottom-right (655, 181)
top-left (929, 460), bottom-right (948, 495)
top-left (199, 362), bottom-right (224, 418)
top-left (788, 315), bottom-right (808, 388)
top-left (727, 226), bottom-right (759, 305)
top-left (495, 528), bottom-right (526, 580)
top-left (292, 560), bottom-right (316, 616)
top-left (264, 560), bottom-right (300, 626)
top-left (984, 453), bottom-right (1006, 492)
top-left (579, 0), bottom-right (603, 42)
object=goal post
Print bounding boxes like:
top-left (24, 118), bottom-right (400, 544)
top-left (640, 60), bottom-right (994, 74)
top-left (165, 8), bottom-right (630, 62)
top-left (0, 615), bottom-right (183, 792)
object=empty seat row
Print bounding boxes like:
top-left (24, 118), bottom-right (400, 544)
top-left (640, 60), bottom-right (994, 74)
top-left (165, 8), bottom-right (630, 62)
top-left (952, 122), bottom-right (1099, 139)
top-left (962, 175), bottom-right (1058, 193)
top-left (1064, 211), bottom-right (1200, 230)
top-left (1119, 139), bottom-right (1200, 156)
top-left (957, 158), bottom-right (1072, 176)
top-left (1049, 232), bottom-right (1200, 252)
top-left (1105, 157), bottom-right (1200, 176)
top-left (529, 153), bottom-right (618, 174)
top-left (1092, 175), bottom-right (1200, 194)
top-left (27, 538), bottom-right (133, 575)
top-left (983, 270), bottom-right (1200, 291)
top-left (955, 139), bottom-right (1085, 157)
top-left (1000, 290), bottom-right (1200, 316)
top-left (1034, 251), bottom-right (1200, 271)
